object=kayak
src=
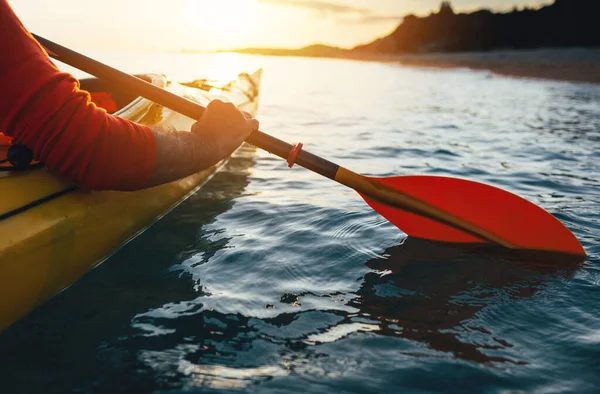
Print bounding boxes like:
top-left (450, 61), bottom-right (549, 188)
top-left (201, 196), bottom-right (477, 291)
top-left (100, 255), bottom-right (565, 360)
top-left (0, 69), bottom-right (262, 331)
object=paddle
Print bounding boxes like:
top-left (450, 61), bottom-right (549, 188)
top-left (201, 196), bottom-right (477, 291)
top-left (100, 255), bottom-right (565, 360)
top-left (32, 34), bottom-right (586, 257)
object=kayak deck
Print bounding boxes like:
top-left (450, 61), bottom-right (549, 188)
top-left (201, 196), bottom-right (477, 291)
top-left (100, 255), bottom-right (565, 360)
top-left (0, 70), bottom-right (262, 331)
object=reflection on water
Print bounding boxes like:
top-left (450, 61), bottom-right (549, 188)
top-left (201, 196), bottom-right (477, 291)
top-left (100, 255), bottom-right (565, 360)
top-left (350, 238), bottom-right (581, 365)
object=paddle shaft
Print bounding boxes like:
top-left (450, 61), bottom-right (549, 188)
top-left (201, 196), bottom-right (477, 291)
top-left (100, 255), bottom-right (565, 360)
top-left (32, 34), bottom-right (342, 179)
top-left (33, 34), bottom-right (515, 248)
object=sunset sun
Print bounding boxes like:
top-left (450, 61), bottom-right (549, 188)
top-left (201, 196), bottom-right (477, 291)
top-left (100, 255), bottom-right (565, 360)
top-left (185, 0), bottom-right (255, 43)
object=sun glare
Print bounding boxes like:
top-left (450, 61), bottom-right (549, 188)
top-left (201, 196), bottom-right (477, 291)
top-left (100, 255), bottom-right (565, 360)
top-left (204, 52), bottom-right (248, 84)
top-left (185, 0), bottom-right (255, 47)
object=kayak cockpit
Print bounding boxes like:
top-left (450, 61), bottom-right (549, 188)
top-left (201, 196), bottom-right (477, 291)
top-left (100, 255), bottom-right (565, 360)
top-left (79, 74), bottom-right (165, 114)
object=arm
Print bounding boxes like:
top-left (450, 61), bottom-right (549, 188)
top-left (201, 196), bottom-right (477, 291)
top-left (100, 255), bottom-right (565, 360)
top-left (0, 0), bottom-right (256, 191)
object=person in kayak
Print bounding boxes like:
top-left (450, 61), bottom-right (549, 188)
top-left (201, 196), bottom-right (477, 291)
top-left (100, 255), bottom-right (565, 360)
top-left (0, 0), bottom-right (258, 191)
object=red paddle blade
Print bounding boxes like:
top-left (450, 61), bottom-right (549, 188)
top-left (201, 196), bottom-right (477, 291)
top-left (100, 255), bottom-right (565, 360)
top-left (359, 176), bottom-right (585, 256)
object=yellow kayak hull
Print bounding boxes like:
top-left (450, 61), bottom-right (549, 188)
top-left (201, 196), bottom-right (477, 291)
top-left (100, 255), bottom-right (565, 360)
top-left (0, 70), bottom-right (262, 331)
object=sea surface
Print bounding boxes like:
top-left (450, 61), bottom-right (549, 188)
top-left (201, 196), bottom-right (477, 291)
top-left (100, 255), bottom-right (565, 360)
top-left (1, 53), bottom-right (599, 393)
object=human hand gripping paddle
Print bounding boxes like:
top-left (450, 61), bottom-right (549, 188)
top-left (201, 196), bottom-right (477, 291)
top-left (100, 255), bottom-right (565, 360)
top-left (32, 34), bottom-right (586, 258)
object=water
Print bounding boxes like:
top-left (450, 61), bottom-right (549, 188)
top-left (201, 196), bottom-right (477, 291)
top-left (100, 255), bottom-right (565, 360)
top-left (1, 54), bottom-right (599, 393)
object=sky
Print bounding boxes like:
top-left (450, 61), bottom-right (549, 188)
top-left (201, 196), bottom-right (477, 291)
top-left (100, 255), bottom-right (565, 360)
top-left (9, 0), bottom-right (552, 52)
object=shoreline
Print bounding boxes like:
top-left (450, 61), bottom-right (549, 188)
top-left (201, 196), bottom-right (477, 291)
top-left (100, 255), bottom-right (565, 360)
top-left (228, 48), bottom-right (600, 85)
top-left (382, 49), bottom-right (600, 85)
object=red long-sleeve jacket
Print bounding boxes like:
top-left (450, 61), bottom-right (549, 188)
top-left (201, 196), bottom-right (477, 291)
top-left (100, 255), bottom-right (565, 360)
top-left (0, 0), bottom-right (156, 190)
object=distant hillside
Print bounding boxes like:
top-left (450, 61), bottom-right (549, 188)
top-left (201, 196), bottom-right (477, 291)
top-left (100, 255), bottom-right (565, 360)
top-left (354, 0), bottom-right (600, 54)
top-left (229, 0), bottom-right (599, 57)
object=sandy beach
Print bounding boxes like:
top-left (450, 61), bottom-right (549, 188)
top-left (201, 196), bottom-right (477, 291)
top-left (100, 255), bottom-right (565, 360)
top-left (346, 48), bottom-right (600, 84)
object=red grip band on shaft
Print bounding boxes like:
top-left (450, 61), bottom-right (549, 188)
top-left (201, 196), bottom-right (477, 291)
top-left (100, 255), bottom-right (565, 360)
top-left (287, 143), bottom-right (303, 168)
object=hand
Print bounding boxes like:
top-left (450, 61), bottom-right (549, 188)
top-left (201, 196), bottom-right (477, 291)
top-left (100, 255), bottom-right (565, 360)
top-left (191, 99), bottom-right (258, 163)
top-left (145, 100), bottom-right (258, 189)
